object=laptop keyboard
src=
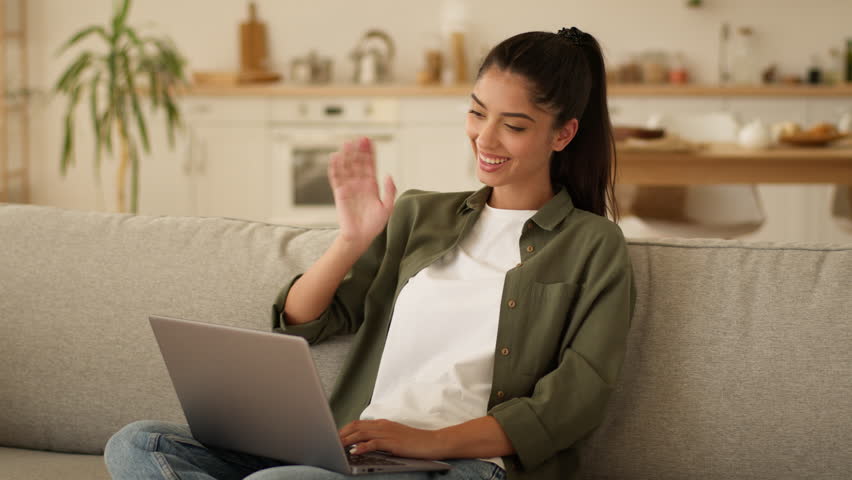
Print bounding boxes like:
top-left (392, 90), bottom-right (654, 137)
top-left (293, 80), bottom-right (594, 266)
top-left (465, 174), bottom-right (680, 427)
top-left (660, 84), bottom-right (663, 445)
top-left (347, 451), bottom-right (405, 466)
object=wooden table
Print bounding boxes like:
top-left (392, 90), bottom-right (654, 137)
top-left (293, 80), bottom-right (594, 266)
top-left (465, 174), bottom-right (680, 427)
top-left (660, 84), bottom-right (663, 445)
top-left (616, 142), bottom-right (852, 185)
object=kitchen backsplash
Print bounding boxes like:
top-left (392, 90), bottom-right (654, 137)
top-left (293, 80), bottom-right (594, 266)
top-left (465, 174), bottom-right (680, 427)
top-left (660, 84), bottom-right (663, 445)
top-left (27, 0), bottom-right (852, 88)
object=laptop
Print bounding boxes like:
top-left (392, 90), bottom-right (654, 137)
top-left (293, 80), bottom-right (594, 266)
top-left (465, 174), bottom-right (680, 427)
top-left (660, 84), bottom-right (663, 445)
top-left (149, 315), bottom-right (452, 475)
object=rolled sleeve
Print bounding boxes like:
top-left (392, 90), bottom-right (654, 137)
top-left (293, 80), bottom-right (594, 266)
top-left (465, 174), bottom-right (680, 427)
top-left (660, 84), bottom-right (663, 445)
top-left (271, 227), bottom-right (389, 345)
top-left (489, 227), bottom-right (636, 472)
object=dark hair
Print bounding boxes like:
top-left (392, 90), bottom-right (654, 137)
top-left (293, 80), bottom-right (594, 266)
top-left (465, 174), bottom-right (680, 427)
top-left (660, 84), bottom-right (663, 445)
top-left (476, 29), bottom-right (618, 221)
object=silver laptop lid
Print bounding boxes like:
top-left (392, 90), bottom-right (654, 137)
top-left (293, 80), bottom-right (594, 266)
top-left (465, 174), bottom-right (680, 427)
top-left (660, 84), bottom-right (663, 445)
top-left (149, 315), bottom-right (351, 473)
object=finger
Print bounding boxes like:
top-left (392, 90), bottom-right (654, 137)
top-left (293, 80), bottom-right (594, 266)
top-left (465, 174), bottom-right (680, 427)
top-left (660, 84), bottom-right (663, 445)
top-left (328, 152), bottom-right (342, 189)
top-left (356, 147), bottom-right (376, 181)
top-left (382, 175), bottom-right (397, 213)
top-left (351, 439), bottom-right (384, 456)
top-left (340, 430), bottom-right (373, 448)
top-left (340, 141), bottom-right (355, 179)
top-left (358, 136), bottom-right (373, 155)
top-left (338, 420), bottom-right (363, 439)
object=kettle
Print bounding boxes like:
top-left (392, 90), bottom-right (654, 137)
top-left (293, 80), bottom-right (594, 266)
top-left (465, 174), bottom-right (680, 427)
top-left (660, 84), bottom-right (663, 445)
top-left (350, 29), bottom-right (395, 84)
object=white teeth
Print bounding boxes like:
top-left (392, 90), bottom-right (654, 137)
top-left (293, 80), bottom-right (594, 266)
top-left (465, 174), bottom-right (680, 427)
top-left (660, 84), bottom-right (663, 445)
top-left (480, 153), bottom-right (510, 165)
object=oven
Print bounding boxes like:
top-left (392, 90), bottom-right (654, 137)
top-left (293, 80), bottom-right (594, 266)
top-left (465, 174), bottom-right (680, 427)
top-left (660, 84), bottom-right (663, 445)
top-left (268, 99), bottom-right (401, 227)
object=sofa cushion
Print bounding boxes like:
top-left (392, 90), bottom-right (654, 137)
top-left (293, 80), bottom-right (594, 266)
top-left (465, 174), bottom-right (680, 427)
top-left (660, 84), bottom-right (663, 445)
top-left (0, 447), bottom-right (109, 480)
top-left (581, 238), bottom-right (852, 479)
top-left (0, 205), bottom-right (342, 454)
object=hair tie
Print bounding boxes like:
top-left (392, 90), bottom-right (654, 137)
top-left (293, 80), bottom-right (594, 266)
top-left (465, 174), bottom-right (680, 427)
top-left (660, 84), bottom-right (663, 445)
top-left (557, 26), bottom-right (588, 45)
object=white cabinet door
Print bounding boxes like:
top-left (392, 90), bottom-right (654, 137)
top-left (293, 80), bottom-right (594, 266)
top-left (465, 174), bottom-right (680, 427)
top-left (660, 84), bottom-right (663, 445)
top-left (399, 125), bottom-right (480, 194)
top-left (192, 125), bottom-right (269, 222)
top-left (138, 112), bottom-right (195, 217)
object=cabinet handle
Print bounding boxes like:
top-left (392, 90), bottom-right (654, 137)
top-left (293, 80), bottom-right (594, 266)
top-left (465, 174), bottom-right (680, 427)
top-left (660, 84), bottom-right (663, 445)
top-left (183, 133), bottom-right (194, 175)
top-left (197, 140), bottom-right (207, 175)
top-left (190, 104), bottom-right (212, 115)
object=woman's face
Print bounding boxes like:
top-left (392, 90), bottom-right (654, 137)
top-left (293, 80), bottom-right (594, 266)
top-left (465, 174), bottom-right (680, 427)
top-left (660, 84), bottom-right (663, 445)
top-left (465, 67), bottom-right (576, 206)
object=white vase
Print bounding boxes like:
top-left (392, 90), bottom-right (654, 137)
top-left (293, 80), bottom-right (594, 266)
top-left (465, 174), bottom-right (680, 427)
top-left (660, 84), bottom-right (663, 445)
top-left (738, 120), bottom-right (771, 150)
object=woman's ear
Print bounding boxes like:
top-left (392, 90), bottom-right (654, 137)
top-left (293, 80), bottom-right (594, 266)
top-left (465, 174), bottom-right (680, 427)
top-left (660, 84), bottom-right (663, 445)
top-left (552, 118), bottom-right (579, 152)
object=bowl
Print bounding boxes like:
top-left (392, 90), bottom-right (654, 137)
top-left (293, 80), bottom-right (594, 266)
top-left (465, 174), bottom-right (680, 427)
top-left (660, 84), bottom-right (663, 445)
top-left (614, 126), bottom-right (666, 142)
top-left (778, 132), bottom-right (848, 147)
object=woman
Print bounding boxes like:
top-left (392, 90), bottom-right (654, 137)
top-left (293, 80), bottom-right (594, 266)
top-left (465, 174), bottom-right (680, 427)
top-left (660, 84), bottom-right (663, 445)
top-left (105, 27), bottom-right (635, 480)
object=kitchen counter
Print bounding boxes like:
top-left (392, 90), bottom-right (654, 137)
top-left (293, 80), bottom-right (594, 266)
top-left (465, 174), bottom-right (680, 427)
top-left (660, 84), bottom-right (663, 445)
top-left (617, 142), bottom-right (852, 185)
top-left (181, 83), bottom-right (852, 98)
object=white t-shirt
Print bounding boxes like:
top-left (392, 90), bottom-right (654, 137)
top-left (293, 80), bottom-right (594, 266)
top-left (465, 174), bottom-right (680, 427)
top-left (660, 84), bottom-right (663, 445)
top-left (360, 203), bottom-right (535, 468)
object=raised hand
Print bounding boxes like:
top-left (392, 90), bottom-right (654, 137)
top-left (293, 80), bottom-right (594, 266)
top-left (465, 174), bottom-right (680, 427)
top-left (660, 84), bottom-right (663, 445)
top-left (328, 137), bottom-right (396, 251)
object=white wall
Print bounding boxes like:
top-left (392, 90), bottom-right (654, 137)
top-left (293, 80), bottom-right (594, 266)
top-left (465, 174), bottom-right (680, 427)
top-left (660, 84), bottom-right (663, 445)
top-left (23, 0), bottom-right (852, 212)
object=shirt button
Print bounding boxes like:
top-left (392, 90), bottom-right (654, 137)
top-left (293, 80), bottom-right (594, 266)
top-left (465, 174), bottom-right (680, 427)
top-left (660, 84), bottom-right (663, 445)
top-left (526, 245), bottom-right (535, 253)
top-left (515, 262), bottom-right (522, 268)
top-left (496, 390), bottom-right (505, 399)
top-left (500, 347), bottom-right (510, 356)
top-left (507, 299), bottom-right (517, 308)
top-left (526, 222), bottom-right (533, 230)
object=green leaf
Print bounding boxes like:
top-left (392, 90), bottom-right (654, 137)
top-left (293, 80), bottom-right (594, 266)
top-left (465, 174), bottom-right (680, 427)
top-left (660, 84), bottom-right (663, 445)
top-left (54, 51), bottom-right (92, 93)
top-left (55, 25), bottom-right (109, 56)
top-left (122, 54), bottom-right (150, 153)
top-left (112, 0), bottom-right (131, 38)
top-left (60, 115), bottom-right (73, 175)
top-left (123, 25), bottom-right (143, 49)
top-left (100, 108), bottom-right (114, 155)
top-left (89, 71), bottom-right (103, 175)
top-left (60, 84), bottom-right (84, 174)
top-left (162, 90), bottom-right (180, 148)
top-left (148, 66), bottom-right (161, 108)
top-left (152, 38), bottom-right (186, 78)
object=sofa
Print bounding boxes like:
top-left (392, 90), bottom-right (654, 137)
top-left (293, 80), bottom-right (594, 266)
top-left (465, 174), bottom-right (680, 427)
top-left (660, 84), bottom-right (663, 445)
top-left (1, 203), bottom-right (850, 480)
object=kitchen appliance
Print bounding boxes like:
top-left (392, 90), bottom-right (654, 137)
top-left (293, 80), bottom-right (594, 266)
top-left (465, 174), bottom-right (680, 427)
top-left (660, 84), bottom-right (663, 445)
top-left (349, 30), bottom-right (395, 84)
top-left (289, 51), bottom-right (333, 84)
top-left (269, 99), bottom-right (401, 227)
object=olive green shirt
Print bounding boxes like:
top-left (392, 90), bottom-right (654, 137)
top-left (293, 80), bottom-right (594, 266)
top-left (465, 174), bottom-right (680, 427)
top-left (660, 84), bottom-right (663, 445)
top-left (273, 186), bottom-right (636, 480)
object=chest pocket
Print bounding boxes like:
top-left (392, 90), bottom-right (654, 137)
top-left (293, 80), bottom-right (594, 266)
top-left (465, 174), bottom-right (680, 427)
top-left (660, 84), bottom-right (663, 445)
top-left (518, 281), bottom-right (579, 377)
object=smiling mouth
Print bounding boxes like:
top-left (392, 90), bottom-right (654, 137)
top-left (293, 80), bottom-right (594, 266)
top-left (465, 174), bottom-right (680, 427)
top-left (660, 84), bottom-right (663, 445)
top-left (478, 152), bottom-right (511, 165)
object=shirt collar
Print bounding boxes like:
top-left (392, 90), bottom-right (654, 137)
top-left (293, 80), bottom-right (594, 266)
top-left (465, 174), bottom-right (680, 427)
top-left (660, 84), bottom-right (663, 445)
top-left (457, 186), bottom-right (575, 231)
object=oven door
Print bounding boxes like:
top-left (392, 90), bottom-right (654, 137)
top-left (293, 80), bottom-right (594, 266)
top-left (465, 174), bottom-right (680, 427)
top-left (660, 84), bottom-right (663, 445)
top-left (269, 128), bottom-right (400, 227)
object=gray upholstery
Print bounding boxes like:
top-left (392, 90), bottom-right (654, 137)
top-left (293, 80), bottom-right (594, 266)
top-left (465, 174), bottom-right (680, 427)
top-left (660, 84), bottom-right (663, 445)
top-left (1, 203), bottom-right (850, 478)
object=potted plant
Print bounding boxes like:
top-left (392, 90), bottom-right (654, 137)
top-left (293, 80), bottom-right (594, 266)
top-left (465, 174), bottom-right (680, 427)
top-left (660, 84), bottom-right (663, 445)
top-left (55, 0), bottom-right (188, 213)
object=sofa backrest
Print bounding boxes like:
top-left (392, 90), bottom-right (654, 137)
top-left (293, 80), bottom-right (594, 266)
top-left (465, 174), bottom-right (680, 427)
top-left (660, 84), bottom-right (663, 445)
top-left (2, 205), bottom-right (850, 478)
top-left (0, 204), bottom-right (346, 455)
top-left (582, 238), bottom-right (852, 478)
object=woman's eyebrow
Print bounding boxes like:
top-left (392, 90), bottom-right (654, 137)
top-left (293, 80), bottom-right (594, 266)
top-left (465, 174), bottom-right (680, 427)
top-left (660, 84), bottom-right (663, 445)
top-left (470, 93), bottom-right (536, 122)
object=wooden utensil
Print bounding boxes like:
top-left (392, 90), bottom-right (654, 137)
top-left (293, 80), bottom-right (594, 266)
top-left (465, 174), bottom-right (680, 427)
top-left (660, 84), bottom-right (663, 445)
top-left (240, 2), bottom-right (267, 72)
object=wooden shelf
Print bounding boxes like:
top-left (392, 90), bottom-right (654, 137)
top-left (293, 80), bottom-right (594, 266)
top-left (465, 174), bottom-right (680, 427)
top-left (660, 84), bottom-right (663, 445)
top-left (609, 84), bottom-right (852, 97)
top-left (180, 82), bottom-right (852, 98)
top-left (183, 83), bottom-right (472, 97)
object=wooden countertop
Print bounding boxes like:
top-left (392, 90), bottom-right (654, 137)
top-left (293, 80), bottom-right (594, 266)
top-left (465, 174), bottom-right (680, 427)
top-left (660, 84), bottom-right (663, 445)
top-left (617, 142), bottom-right (852, 185)
top-left (181, 82), bottom-right (852, 98)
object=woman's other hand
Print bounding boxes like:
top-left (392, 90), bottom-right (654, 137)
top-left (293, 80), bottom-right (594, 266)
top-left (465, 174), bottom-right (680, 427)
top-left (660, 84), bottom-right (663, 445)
top-left (329, 137), bottom-right (396, 251)
top-left (339, 419), bottom-right (446, 460)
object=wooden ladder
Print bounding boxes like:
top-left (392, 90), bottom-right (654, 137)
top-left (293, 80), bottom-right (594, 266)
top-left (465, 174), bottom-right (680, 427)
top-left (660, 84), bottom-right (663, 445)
top-left (0, 0), bottom-right (30, 203)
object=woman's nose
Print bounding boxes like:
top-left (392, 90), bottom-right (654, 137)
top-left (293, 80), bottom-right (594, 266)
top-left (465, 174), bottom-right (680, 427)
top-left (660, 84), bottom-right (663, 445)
top-left (476, 121), bottom-right (499, 149)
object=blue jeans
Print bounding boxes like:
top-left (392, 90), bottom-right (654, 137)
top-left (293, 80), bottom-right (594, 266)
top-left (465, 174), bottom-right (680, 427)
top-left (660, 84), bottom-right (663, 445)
top-left (105, 420), bottom-right (506, 480)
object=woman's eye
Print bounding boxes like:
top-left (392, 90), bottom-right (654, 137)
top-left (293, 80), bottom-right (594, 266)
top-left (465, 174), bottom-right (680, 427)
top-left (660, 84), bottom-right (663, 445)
top-left (468, 109), bottom-right (484, 117)
top-left (506, 125), bottom-right (526, 132)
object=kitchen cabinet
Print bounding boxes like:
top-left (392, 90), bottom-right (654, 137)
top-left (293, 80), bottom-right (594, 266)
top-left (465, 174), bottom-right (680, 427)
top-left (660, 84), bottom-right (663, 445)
top-left (135, 93), bottom-right (851, 243)
top-left (398, 99), bottom-right (480, 193)
top-left (398, 125), bottom-right (479, 193)
top-left (191, 124), bottom-right (269, 222)
top-left (137, 117), bottom-right (194, 217)
top-left (138, 98), bottom-right (269, 222)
